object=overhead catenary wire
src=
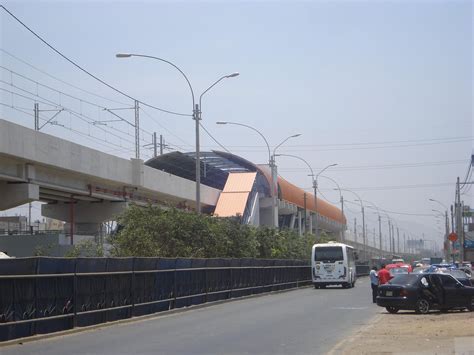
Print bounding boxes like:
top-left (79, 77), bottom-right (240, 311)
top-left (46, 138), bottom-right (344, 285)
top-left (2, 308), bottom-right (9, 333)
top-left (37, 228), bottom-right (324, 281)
top-left (199, 122), bottom-right (231, 153)
top-left (1, 85), bottom-right (138, 146)
top-left (279, 159), bottom-right (469, 172)
top-left (0, 70), bottom-right (157, 142)
top-left (1, 48), bottom-right (130, 107)
top-left (1, 5), bottom-right (191, 117)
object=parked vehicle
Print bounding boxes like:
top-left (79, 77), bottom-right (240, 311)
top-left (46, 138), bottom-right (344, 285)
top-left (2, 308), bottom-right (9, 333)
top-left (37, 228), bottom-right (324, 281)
top-left (311, 242), bottom-right (356, 288)
top-left (377, 273), bottom-right (474, 314)
top-left (388, 267), bottom-right (409, 277)
top-left (386, 263), bottom-right (412, 273)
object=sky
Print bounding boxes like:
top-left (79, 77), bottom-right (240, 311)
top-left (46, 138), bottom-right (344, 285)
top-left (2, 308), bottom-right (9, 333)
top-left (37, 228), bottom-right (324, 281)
top-left (1, 0), bottom-right (472, 251)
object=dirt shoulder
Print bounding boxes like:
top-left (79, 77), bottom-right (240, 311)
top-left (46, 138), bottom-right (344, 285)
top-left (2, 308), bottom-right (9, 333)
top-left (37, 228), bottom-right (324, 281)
top-left (328, 310), bottom-right (474, 355)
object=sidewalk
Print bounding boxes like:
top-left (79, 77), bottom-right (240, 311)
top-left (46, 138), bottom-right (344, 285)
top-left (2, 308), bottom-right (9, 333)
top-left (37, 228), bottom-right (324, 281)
top-left (328, 310), bottom-right (474, 355)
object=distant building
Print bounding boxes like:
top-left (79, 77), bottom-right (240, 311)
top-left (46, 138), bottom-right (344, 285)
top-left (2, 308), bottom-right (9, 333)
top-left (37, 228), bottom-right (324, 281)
top-left (0, 216), bottom-right (28, 234)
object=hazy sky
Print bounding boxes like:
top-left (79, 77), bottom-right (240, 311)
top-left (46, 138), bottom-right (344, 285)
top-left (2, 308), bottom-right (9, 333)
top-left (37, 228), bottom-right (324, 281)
top-left (1, 0), bottom-right (472, 250)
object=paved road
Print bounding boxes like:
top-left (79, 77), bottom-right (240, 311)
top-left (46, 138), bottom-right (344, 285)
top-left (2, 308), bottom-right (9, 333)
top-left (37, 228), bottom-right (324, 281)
top-left (2, 277), bottom-right (380, 355)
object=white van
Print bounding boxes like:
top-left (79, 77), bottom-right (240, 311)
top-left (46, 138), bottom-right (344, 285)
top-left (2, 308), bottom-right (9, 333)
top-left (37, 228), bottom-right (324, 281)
top-left (311, 242), bottom-right (356, 288)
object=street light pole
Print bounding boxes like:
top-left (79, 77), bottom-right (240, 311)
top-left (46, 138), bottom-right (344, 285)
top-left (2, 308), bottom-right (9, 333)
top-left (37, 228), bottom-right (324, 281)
top-left (116, 53), bottom-right (238, 213)
top-left (216, 122), bottom-right (300, 228)
top-left (320, 176), bottom-right (345, 242)
top-left (312, 164), bottom-right (338, 238)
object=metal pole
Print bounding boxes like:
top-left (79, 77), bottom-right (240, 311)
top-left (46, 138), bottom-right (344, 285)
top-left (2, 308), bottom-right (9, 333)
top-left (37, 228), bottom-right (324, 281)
top-left (303, 193), bottom-right (307, 234)
top-left (153, 132), bottom-right (157, 157)
top-left (362, 206), bottom-right (366, 260)
top-left (70, 196), bottom-right (74, 246)
top-left (353, 217), bottom-right (357, 243)
top-left (388, 220), bottom-right (392, 254)
top-left (340, 195), bottom-right (345, 242)
top-left (397, 227), bottom-right (400, 254)
top-left (195, 104), bottom-right (201, 213)
top-left (270, 156), bottom-right (277, 228)
top-left (378, 215), bottom-right (382, 252)
top-left (314, 179), bottom-right (318, 238)
top-left (134, 100), bottom-right (140, 159)
top-left (160, 134), bottom-right (163, 155)
top-left (34, 103), bottom-right (39, 131)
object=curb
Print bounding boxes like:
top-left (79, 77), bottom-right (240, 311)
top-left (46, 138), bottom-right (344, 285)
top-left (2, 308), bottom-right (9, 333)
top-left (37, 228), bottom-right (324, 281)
top-left (326, 313), bottom-right (383, 355)
top-left (0, 284), bottom-right (312, 348)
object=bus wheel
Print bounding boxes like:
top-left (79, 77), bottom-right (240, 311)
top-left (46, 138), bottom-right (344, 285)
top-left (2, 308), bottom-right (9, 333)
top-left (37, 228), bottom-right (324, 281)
top-left (314, 284), bottom-right (320, 289)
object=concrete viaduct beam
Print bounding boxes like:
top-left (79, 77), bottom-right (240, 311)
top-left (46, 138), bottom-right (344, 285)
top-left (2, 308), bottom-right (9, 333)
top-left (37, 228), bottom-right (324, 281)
top-left (0, 182), bottom-right (39, 210)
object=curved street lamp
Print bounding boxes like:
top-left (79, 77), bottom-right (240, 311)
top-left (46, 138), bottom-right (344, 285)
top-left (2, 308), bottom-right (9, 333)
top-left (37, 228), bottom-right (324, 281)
top-left (319, 175), bottom-right (345, 242)
top-left (116, 53), bottom-right (239, 213)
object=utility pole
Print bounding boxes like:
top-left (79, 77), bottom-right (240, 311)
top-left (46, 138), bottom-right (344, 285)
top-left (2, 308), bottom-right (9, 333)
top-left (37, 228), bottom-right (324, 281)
top-left (403, 233), bottom-right (406, 254)
top-left (378, 215), bottom-right (382, 252)
top-left (456, 177), bottom-right (463, 261)
top-left (391, 224), bottom-right (395, 254)
top-left (388, 219), bottom-right (392, 253)
top-left (397, 227), bottom-right (400, 254)
top-left (303, 193), bottom-right (307, 234)
top-left (160, 134), bottom-right (164, 155)
top-left (34, 103), bottom-right (39, 130)
top-left (153, 132), bottom-right (157, 157)
top-left (340, 195), bottom-right (345, 242)
top-left (362, 206), bottom-right (366, 258)
top-left (354, 217), bottom-right (357, 243)
top-left (134, 100), bottom-right (140, 159)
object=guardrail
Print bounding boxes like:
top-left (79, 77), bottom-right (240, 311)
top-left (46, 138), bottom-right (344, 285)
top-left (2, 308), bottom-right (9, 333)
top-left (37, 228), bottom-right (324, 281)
top-left (0, 257), bottom-right (311, 342)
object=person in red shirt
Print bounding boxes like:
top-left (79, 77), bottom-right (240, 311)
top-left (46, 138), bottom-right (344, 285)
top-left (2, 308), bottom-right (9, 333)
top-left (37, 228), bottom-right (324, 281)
top-left (377, 264), bottom-right (392, 285)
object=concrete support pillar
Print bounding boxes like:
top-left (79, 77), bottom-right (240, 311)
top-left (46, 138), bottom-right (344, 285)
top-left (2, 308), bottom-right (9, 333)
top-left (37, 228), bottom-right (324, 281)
top-left (0, 182), bottom-right (39, 210)
top-left (290, 214), bottom-right (296, 230)
top-left (42, 201), bottom-right (128, 235)
top-left (298, 211), bottom-right (302, 236)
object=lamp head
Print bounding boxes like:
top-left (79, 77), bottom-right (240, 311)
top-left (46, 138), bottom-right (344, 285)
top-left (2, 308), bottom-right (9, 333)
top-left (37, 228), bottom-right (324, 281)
top-left (226, 72), bottom-right (240, 78)
top-left (291, 134), bottom-right (302, 138)
top-left (116, 53), bottom-right (132, 58)
top-left (216, 121), bottom-right (228, 125)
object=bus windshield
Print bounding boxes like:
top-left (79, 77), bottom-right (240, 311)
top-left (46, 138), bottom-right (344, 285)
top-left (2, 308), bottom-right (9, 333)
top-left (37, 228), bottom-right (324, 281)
top-left (314, 246), bottom-right (343, 262)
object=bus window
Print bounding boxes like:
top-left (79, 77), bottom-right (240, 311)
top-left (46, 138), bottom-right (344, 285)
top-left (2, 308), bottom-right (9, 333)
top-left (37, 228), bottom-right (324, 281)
top-left (314, 247), bottom-right (343, 262)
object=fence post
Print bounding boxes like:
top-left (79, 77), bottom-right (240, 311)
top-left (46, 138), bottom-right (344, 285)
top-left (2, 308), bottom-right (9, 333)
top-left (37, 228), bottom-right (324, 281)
top-left (204, 263), bottom-right (208, 304)
top-left (131, 258), bottom-right (135, 318)
top-left (173, 269), bottom-right (177, 310)
top-left (229, 267), bottom-right (233, 299)
top-left (73, 259), bottom-right (77, 328)
top-left (33, 258), bottom-right (39, 336)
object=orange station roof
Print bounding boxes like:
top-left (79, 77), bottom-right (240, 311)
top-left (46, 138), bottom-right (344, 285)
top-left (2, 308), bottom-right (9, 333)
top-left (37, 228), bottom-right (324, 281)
top-left (257, 165), bottom-right (345, 224)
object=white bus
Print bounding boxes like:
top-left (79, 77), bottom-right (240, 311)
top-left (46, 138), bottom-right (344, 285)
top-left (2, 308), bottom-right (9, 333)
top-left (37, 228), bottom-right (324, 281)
top-left (311, 242), bottom-right (356, 288)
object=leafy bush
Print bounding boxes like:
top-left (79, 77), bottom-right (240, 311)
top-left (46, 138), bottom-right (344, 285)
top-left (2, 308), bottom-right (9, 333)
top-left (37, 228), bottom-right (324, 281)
top-left (110, 205), bottom-right (336, 260)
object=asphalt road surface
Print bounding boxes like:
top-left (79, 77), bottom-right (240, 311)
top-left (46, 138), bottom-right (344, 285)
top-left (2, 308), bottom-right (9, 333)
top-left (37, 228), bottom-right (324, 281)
top-left (1, 277), bottom-right (380, 355)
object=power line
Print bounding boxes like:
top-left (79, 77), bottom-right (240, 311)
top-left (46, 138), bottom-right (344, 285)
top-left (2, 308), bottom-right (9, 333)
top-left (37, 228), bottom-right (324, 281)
top-left (1, 68), bottom-right (156, 141)
top-left (1, 5), bottom-right (191, 117)
top-left (200, 122), bottom-right (231, 153)
top-left (279, 159), bottom-right (469, 172)
top-left (1, 85), bottom-right (137, 147)
top-left (1, 48), bottom-right (130, 107)
top-left (318, 182), bottom-right (454, 192)
top-left (201, 135), bottom-right (473, 149)
top-left (215, 138), bottom-right (474, 153)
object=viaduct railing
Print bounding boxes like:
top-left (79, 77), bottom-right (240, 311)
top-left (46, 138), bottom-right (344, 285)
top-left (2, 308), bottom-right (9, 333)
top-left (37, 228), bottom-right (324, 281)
top-left (0, 257), bottom-right (311, 342)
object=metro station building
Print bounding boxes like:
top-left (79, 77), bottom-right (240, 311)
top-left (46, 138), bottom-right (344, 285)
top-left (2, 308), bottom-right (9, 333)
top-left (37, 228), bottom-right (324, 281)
top-left (146, 151), bottom-right (346, 238)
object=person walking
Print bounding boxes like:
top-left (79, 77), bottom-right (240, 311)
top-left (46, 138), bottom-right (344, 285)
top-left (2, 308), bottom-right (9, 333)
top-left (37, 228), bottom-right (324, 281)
top-left (370, 266), bottom-right (378, 303)
top-left (377, 264), bottom-right (392, 285)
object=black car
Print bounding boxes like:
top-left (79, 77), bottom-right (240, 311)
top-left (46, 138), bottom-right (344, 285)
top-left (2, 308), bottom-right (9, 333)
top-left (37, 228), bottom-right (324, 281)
top-left (376, 273), bottom-right (474, 314)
